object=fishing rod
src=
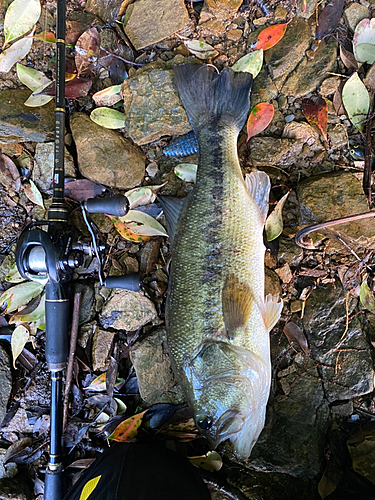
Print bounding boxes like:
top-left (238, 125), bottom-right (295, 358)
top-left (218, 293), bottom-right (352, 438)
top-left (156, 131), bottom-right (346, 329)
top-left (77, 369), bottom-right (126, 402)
top-left (15, 0), bottom-right (140, 498)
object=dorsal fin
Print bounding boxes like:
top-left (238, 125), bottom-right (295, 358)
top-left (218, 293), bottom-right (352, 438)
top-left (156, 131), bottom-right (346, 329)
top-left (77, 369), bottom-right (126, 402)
top-left (158, 195), bottom-right (186, 245)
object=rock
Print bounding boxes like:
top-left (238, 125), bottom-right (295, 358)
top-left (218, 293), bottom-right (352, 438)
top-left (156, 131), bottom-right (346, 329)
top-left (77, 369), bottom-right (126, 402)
top-left (140, 239), bottom-right (161, 274)
top-left (364, 63), bottom-right (375, 93)
top-left (299, 281), bottom-right (374, 402)
top-left (327, 123), bottom-right (348, 150)
top-left (226, 28), bottom-right (242, 41)
top-left (92, 327), bottom-right (115, 371)
top-left (1, 409), bottom-right (33, 435)
top-left (70, 282), bottom-right (96, 325)
top-left (0, 449), bottom-right (17, 480)
top-left (296, 0), bottom-right (317, 18)
top-left (278, 237), bottom-right (304, 267)
top-left (200, 0), bottom-right (243, 22)
top-left (0, 89), bottom-right (55, 144)
top-left (99, 290), bottom-right (159, 330)
top-left (199, 18), bottom-right (227, 36)
top-left (70, 113), bottom-right (145, 189)
top-left (121, 62), bottom-right (191, 145)
top-left (33, 143), bottom-right (76, 192)
top-left (130, 327), bottom-right (185, 405)
top-left (319, 76), bottom-right (341, 96)
top-left (344, 3), bottom-right (369, 32)
top-left (282, 121), bottom-right (323, 151)
top-left (250, 67), bottom-right (278, 108)
top-left (281, 38), bottom-right (338, 98)
top-left (264, 17), bottom-right (311, 84)
top-left (124, 0), bottom-right (189, 50)
top-left (0, 188), bottom-right (25, 254)
top-left (85, 0), bottom-right (123, 23)
top-left (265, 267), bottom-right (282, 297)
top-left (0, 477), bottom-right (30, 500)
top-left (297, 172), bottom-right (375, 253)
top-left (248, 137), bottom-right (304, 167)
top-left (347, 426), bottom-right (375, 485)
top-left (0, 346), bottom-right (11, 427)
top-left (275, 263), bottom-right (293, 283)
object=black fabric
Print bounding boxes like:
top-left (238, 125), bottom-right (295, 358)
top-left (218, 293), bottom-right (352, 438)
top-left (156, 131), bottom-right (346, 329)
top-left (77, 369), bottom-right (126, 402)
top-left (62, 442), bottom-right (211, 500)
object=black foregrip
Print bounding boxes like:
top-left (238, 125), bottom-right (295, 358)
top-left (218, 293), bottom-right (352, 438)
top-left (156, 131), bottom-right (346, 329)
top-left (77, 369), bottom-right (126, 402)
top-left (45, 283), bottom-right (69, 370)
top-left (105, 273), bottom-right (141, 292)
top-left (44, 467), bottom-right (65, 500)
top-left (85, 195), bottom-right (129, 216)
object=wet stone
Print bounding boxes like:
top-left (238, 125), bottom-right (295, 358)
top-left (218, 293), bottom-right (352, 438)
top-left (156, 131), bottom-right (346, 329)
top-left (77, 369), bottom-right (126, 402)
top-left (281, 38), bottom-right (338, 98)
top-left (0, 188), bottom-right (25, 254)
top-left (250, 67), bottom-right (278, 108)
top-left (70, 113), bottom-right (145, 189)
top-left (70, 282), bottom-right (96, 325)
top-left (364, 63), bottom-right (375, 93)
top-left (319, 76), bottom-right (341, 96)
top-left (282, 121), bottom-right (323, 151)
top-left (0, 89), bottom-right (55, 144)
top-left (130, 327), bottom-right (185, 405)
top-left (344, 3), bottom-right (369, 32)
top-left (248, 137), bottom-right (304, 167)
top-left (33, 143), bottom-right (76, 192)
top-left (92, 327), bottom-right (115, 372)
top-left (121, 62), bottom-right (191, 145)
top-left (124, 0), bottom-right (189, 50)
top-left (199, 0), bottom-right (243, 22)
top-left (0, 346), bottom-right (11, 427)
top-left (278, 237), bottom-right (304, 267)
top-left (84, 0), bottom-right (123, 23)
top-left (99, 290), bottom-right (159, 330)
top-left (296, 0), bottom-right (317, 18)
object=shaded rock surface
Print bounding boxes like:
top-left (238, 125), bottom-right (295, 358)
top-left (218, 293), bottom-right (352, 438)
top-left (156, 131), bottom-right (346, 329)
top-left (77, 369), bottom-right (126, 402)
top-left (33, 142), bottom-right (76, 192)
top-left (130, 327), bottom-right (185, 405)
top-left (121, 62), bottom-right (191, 145)
top-left (0, 89), bottom-right (55, 144)
top-left (248, 137), bottom-right (304, 167)
top-left (70, 113), bottom-right (145, 189)
top-left (124, 0), bottom-right (189, 50)
top-left (0, 346), bottom-right (11, 427)
top-left (91, 327), bottom-right (115, 371)
top-left (84, 0), bottom-right (122, 23)
top-left (0, 188), bottom-right (25, 254)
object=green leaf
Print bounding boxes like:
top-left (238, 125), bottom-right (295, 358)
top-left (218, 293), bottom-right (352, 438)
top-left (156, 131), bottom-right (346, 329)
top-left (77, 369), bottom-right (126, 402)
top-left (11, 324), bottom-right (29, 368)
top-left (231, 49), bottom-right (263, 78)
top-left (24, 80), bottom-right (53, 107)
top-left (265, 191), bottom-right (289, 241)
top-left (5, 263), bottom-right (25, 283)
top-left (121, 210), bottom-right (168, 237)
top-left (23, 179), bottom-right (44, 208)
top-left (86, 373), bottom-right (107, 392)
top-left (125, 183), bottom-right (166, 209)
top-left (109, 216), bottom-right (149, 242)
top-left (16, 63), bottom-right (50, 91)
top-left (10, 293), bottom-right (45, 324)
top-left (114, 398), bottom-right (127, 415)
top-left (353, 18), bottom-right (375, 62)
top-left (92, 85), bottom-right (122, 106)
top-left (184, 40), bottom-right (218, 60)
top-left (0, 36), bottom-right (33, 74)
top-left (359, 281), bottom-right (375, 313)
top-left (90, 107), bottom-right (124, 129)
top-left (188, 451), bottom-right (223, 472)
top-left (0, 281), bottom-right (44, 313)
top-left (3, 0), bottom-right (41, 46)
top-left (108, 410), bottom-right (148, 442)
top-left (174, 163), bottom-right (197, 183)
top-left (355, 43), bottom-right (375, 64)
top-left (342, 72), bottom-right (369, 132)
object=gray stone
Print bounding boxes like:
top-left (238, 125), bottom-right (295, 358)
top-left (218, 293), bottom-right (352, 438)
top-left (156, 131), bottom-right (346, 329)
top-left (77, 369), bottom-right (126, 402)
top-left (282, 121), bottom-right (323, 151)
top-left (297, 171), bottom-right (375, 253)
top-left (70, 282), bottom-right (96, 325)
top-left (364, 62), bottom-right (375, 93)
top-left (124, 0), bottom-right (189, 50)
top-left (33, 142), bottom-right (76, 192)
top-left (327, 123), bottom-right (348, 150)
top-left (281, 38), bottom-right (338, 98)
top-left (250, 67), bottom-right (278, 108)
top-left (99, 290), bottom-right (159, 330)
top-left (0, 449), bottom-right (17, 480)
top-left (344, 3), bottom-right (369, 32)
top-left (0, 189), bottom-right (25, 254)
top-left (296, 0), bottom-right (317, 18)
top-left (70, 113), bottom-right (145, 190)
top-left (84, 0), bottom-right (123, 23)
top-left (278, 237), bottom-right (304, 267)
top-left (0, 346), bottom-right (11, 427)
top-left (248, 137), bottom-right (304, 167)
top-left (92, 327), bottom-right (115, 372)
top-left (130, 327), bottom-right (185, 405)
top-left (265, 17), bottom-right (311, 85)
top-left (121, 62), bottom-right (191, 145)
top-left (0, 89), bottom-right (55, 144)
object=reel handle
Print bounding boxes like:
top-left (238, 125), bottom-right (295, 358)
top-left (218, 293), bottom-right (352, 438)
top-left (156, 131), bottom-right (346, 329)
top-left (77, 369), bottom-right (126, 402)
top-left (105, 273), bottom-right (141, 292)
top-left (84, 194), bottom-right (129, 217)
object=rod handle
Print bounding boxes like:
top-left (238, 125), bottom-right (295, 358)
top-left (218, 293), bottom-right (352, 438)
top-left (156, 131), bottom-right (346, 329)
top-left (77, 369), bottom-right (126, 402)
top-left (44, 467), bottom-right (65, 500)
top-left (84, 195), bottom-right (129, 217)
top-left (105, 273), bottom-right (141, 292)
top-left (45, 283), bottom-right (69, 371)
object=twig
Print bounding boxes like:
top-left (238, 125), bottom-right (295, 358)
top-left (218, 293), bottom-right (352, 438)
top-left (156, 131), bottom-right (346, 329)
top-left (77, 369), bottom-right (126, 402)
top-left (63, 292), bottom-right (82, 432)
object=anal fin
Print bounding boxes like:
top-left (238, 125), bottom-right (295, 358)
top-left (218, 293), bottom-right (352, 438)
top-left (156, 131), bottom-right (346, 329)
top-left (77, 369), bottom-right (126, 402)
top-left (261, 294), bottom-right (283, 332)
top-left (222, 275), bottom-right (254, 338)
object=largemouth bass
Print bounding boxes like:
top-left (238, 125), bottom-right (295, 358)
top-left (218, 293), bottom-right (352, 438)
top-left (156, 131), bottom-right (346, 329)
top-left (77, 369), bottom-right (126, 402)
top-left (165, 64), bottom-right (283, 459)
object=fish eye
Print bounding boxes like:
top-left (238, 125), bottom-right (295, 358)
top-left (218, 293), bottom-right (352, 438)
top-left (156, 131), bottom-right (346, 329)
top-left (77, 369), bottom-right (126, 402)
top-left (197, 416), bottom-right (213, 430)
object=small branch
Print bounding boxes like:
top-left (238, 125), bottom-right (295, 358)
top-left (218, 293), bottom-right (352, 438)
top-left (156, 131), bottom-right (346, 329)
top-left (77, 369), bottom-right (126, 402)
top-left (63, 292), bottom-right (82, 432)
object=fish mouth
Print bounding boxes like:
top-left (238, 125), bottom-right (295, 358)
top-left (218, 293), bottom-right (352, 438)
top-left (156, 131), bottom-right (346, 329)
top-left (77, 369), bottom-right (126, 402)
top-left (212, 409), bottom-right (245, 447)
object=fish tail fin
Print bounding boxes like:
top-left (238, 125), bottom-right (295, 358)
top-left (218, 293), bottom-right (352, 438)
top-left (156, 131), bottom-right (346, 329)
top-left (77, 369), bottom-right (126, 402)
top-left (173, 63), bottom-right (253, 133)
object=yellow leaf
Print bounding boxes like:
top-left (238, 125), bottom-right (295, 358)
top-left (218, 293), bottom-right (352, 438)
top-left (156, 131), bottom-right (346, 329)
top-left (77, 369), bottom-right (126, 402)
top-left (79, 475), bottom-right (101, 500)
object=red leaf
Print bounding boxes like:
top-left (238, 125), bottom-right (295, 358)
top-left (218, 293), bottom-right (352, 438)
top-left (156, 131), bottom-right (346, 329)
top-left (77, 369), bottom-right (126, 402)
top-left (108, 410), bottom-right (148, 442)
top-left (301, 97), bottom-right (328, 144)
top-left (34, 31), bottom-right (56, 43)
top-left (253, 23), bottom-right (288, 51)
top-left (0, 154), bottom-right (21, 191)
top-left (246, 102), bottom-right (274, 142)
top-left (38, 76), bottom-right (92, 98)
top-left (66, 20), bottom-right (86, 46)
top-left (64, 179), bottom-right (105, 202)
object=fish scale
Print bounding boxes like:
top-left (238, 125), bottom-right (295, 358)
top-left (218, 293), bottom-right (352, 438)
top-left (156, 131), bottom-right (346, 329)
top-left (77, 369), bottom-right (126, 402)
top-left (163, 130), bottom-right (198, 157)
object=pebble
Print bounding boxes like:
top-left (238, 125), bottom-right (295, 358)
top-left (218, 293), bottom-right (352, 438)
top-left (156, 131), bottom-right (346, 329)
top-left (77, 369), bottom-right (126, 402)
top-left (284, 115), bottom-right (295, 123)
top-left (344, 2), bottom-right (369, 31)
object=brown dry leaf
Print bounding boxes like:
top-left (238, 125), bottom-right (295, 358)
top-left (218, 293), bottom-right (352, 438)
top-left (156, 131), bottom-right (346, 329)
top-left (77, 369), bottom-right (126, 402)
top-left (0, 153), bottom-right (21, 191)
top-left (333, 87), bottom-right (345, 115)
top-left (283, 321), bottom-right (309, 354)
top-left (75, 27), bottom-right (102, 75)
top-left (339, 45), bottom-right (358, 71)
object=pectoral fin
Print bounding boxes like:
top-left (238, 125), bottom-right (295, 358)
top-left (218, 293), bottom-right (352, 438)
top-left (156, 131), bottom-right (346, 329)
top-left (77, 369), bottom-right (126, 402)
top-left (222, 275), bottom-right (254, 338)
top-left (261, 294), bottom-right (283, 332)
top-left (158, 195), bottom-right (186, 245)
top-left (245, 171), bottom-right (271, 224)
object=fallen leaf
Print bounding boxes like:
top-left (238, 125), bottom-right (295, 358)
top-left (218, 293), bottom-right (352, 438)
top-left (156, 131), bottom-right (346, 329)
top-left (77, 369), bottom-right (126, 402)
top-left (315, 0), bottom-right (345, 40)
top-left (11, 324), bottom-right (30, 368)
top-left (231, 49), bottom-right (263, 78)
top-left (0, 153), bottom-right (21, 191)
top-left (3, 0), bottom-right (40, 47)
top-left (342, 72), bottom-right (369, 132)
top-left (109, 216), bottom-right (149, 243)
top-left (75, 27), bottom-right (102, 75)
top-left (283, 321), bottom-right (309, 354)
top-left (265, 191), bottom-right (289, 241)
top-left (66, 20), bottom-right (86, 45)
top-left (126, 183), bottom-right (167, 209)
top-left (5, 264), bottom-right (25, 283)
top-left (0, 281), bottom-right (45, 313)
top-left (33, 31), bottom-right (55, 44)
top-left (339, 46), bottom-right (358, 71)
top-left (90, 107), bottom-right (125, 129)
top-left (355, 43), bottom-right (375, 64)
top-left (121, 210), bottom-right (168, 237)
top-left (86, 373), bottom-right (107, 392)
top-left (301, 97), bottom-right (328, 143)
top-left (23, 80), bottom-right (53, 106)
top-left (114, 398), bottom-right (127, 416)
top-left (0, 36), bottom-right (33, 74)
top-left (174, 163), bottom-right (197, 183)
top-left (37, 76), bottom-right (92, 99)
top-left (333, 86), bottom-right (345, 115)
top-left (246, 102), bottom-right (274, 142)
top-left (253, 23), bottom-right (288, 51)
top-left (93, 85), bottom-right (122, 106)
top-left (359, 281), bottom-right (375, 313)
top-left (184, 39), bottom-right (218, 60)
top-left (64, 179), bottom-right (106, 202)
top-left (16, 63), bottom-right (50, 91)
top-left (107, 410), bottom-right (148, 442)
top-left (23, 179), bottom-right (44, 208)
top-left (10, 294), bottom-right (45, 324)
top-left (353, 18), bottom-right (375, 62)
top-left (188, 451), bottom-right (223, 472)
